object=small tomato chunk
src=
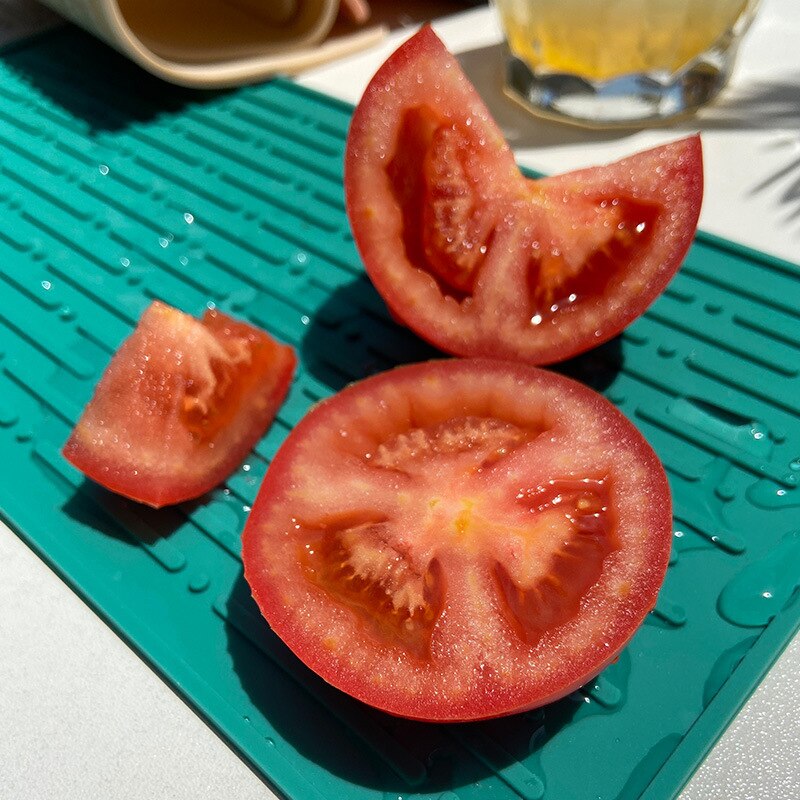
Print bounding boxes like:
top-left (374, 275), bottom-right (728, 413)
top-left (63, 301), bottom-right (296, 508)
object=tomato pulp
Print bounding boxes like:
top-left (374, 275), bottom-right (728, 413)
top-left (345, 26), bottom-right (703, 364)
top-left (243, 359), bottom-right (671, 721)
top-left (63, 301), bottom-right (296, 508)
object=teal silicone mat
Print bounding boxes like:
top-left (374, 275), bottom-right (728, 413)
top-left (2, 25), bottom-right (800, 800)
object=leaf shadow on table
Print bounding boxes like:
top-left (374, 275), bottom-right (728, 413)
top-left (223, 570), bottom-right (584, 796)
top-left (748, 133), bottom-right (800, 227)
top-left (676, 72), bottom-right (800, 227)
top-left (750, 149), bottom-right (800, 225)
top-left (1, 24), bottom-right (217, 133)
top-left (681, 72), bottom-right (800, 132)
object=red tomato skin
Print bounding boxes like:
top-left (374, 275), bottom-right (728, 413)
top-left (63, 301), bottom-right (296, 508)
top-left (243, 359), bottom-right (672, 722)
top-left (344, 25), bottom-right (703, 365)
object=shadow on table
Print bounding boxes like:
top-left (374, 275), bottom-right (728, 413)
top-left (1, 24), bottom-right (215, 133)
top-left (553, 335), bottom-right (623, 394)
top-left (61, 478), bottom-right (186, 545)
top-left (223, 570), bottom-right (583, 795)
top-left (299, 271), bottom-right (623, 395)
top-left (300, 273), bottom-right (443, 392)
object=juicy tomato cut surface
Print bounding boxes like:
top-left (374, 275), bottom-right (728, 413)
top-left (243, 359), bottom-right (672, 722)
top-left (63, 301), bottom-right (296, 508)
top-left (344, 26), bottom-right (703, 364)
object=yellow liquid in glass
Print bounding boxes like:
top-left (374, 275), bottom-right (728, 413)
top-left (496, 0), bottom-right (750, 82)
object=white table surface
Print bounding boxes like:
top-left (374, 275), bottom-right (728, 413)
top-left (2, 1), bottom-right (800, 797)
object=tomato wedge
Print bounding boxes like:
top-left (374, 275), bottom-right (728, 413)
top-left (63, 301), bottom-right (296, 508)
top-left (344, 26), bottom-right (703, 364)
top-left (243, 359), bottom-right (671, 722)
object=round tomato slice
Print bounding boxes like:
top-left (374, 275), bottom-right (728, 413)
top-left (344, 26), bottom-right (703, 364)
top-left (243, 359), bottom-right (671, 722)
top-left (63, 301), bottom-right (296, 508)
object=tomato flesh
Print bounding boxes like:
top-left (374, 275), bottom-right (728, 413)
top-left (63, 301), bottom-right (296, 508)
top-left (243, 359), bottom-right (671, 722)
top-left (345, 26), bottom-right (703, 364)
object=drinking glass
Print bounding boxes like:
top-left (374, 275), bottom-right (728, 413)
top-left (495, 0), bottom-right (761, 127)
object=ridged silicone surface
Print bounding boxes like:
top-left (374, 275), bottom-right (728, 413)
top-left (1, 27), bottom-right (799, 800)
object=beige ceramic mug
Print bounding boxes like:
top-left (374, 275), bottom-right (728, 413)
top-left (39, 0), bottom-right (386, 87)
